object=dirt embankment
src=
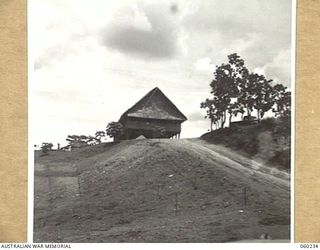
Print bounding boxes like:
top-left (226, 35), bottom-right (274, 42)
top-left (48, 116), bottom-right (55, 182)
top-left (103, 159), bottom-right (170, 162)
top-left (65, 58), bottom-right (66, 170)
top-left (34, 139), bottom-right (290, 242)
top-left (201, 118), bottom-right (291, 171)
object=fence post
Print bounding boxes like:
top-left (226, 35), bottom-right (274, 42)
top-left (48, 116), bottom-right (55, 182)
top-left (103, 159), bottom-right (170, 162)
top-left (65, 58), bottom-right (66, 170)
top-left (175, 192), bottom-right (178, 216)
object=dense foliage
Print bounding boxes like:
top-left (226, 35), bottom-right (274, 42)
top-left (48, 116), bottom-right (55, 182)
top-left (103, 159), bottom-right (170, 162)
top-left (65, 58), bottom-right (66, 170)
top-left (66, 135), bottom-right (101, 148)
top-left (201, 53), bottom-right (291, 130)
top-left (106, 122), bottom-right (124, 141)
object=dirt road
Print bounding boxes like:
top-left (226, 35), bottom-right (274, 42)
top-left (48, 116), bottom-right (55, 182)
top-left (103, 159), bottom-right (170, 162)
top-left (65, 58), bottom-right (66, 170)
top-left (34, 138), bottom-right (290, 242)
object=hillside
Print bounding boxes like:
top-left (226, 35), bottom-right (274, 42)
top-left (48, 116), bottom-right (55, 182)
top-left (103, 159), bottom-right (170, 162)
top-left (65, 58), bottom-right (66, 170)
top-left (201, 118), bottom-right (291, 171)
top-left (34, 138), bottom-right (290, 242)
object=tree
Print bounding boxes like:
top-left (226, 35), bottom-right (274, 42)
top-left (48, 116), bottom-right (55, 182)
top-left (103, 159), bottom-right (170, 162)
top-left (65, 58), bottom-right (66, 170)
top-left (201, 53), bottom-right (248, 129)
top-left (95, 131), bottom-right (106, 144)
top-left (66, 135), bottom-right (99, 148)
top-left (201, 53), bottom-right (291, 131)
top-left (249, 73), bottom-right (275, 121)
top-left (238, 74), bottom-right (256, 118)
top-left (272, 84), bottom-right (291, 118)
top-left (201, 98), bottom-right (220, 131)
top-left (228, 101), bottom-right (245, 125)
top-left (106, 122), bottom-right (124, 141)
top-left (66, 135), bottom-right (85, 148)
top-left (227, 53), bottom-right (249, 122)
top-left (86, 135), bottom-right (100, 145)
top-left (41, 142), bottom-right (53, 154)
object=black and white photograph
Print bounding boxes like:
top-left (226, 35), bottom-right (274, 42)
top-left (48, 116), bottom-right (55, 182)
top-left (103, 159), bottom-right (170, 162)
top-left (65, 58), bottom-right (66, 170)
top-left (30, 0), bottom-right (293, 243)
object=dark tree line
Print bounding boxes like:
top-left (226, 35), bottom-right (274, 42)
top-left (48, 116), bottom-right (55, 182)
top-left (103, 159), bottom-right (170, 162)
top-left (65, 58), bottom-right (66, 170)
top-left (201, 53), bottom-right (291, 131)
top-left (65, 133), bottom-right (105, 148)
top-left (63, 122), bottom-right (124, 149)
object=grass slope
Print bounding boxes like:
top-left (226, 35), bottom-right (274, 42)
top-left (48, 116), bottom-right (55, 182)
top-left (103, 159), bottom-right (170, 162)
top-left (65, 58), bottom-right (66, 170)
top-left (34, 139), bottom-right (290, 242)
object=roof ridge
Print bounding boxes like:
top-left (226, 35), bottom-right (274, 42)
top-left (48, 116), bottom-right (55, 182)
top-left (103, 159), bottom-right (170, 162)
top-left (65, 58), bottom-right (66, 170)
top-left (119, 87), bottom-right (187, 122)
top-left (143, 87), bottom-right (158, 108)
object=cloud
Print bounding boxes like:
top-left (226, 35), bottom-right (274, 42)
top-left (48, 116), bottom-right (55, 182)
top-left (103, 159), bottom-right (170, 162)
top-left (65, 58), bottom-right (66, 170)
top-left (182, 0), bottom-right (291, 38)
top-left (188, 111), bottom-right (205, 122)
top-left (34, 43), bottom-right (74, 70)
top-left (253, 49), bottom-right (291, 86)
top-left (30, 0), bottom-right (292, 144)
top-left (194, 57), bottom-right (215, 73)
top-left (170, 4), bottom-right (179, 14)
top-left (100, 3), bottom-right (180, 59)
top-left (180, 0), bottom-right (292, 86)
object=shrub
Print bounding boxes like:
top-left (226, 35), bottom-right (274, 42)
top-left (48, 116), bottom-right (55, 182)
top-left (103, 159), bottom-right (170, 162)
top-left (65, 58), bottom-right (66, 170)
top-left (200, 116), bottom-right (290, 170)
top-left (260, 117), bottom-right (276, 130)
top-left (41, 142), bottom-right (53, 155)
top-left (268, 149), bottom-right (291, 171)
top-left (106, 122), bottom-right (124, 141)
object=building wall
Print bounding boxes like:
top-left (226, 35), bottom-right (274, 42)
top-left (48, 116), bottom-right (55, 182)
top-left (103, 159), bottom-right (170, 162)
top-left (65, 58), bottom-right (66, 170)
top-left (120, 117), bottom-right (182, 139)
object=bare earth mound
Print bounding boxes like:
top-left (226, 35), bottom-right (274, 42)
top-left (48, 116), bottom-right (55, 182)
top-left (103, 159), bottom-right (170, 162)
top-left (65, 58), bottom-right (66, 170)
top-left (34, 139), bottom-right (290, 242)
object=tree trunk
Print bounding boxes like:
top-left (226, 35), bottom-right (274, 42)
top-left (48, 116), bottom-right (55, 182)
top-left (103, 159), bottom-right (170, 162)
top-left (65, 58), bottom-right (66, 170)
top-left (247, 107), bottom-right (251, 117)
top-left (221, 111), bottom-right (226, 129)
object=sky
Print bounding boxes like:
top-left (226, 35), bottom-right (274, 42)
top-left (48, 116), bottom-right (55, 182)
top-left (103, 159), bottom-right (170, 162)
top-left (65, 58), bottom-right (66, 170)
top-left (29, 0), bottom-right (293, 146)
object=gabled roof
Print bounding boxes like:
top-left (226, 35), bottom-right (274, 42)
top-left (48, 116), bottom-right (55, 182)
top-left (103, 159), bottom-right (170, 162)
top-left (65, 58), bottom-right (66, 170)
top-left (119, 87), bottom-right (187, 122)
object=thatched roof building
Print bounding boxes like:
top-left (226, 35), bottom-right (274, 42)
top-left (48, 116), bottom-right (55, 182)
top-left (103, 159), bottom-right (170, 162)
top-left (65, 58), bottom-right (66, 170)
top-left (118, 87), bottom-right (187, 140)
